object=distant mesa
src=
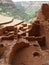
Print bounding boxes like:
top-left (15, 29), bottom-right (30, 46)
top-left (0, 0), bottom-right (14, 5)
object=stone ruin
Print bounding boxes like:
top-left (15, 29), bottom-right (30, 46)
top-left (0, 3), bottom-right (49, 65)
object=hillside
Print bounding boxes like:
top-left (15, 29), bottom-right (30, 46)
top-left (0, 1), bottom-right (49, 22)
top-left (14, 2), bottom-right (40, 21)
top-left (0, 3), bottom-right (30, 21)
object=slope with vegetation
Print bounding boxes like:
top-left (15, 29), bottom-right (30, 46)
top-left (0, 2), bottom-right (40, 22)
